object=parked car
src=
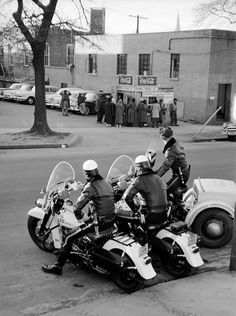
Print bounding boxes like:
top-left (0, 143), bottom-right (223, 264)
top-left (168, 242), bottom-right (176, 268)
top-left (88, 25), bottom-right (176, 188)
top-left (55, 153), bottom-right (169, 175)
top-left (182, 177), bottom-right (236, 248)
top-left (1, 83), bottom-right (24, 101)
top-left (14, 85), bottom-right (58, 105)
top-left (46, 87), bottom-right (86, 110)
top-left (3, 83), bottom-right (34, 102)
top-left (77, 91), bottom-right (112, 115)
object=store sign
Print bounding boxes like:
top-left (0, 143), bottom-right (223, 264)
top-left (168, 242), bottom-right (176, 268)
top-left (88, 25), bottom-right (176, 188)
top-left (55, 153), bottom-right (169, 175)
top-left (138, 76), bottom-right (157, 86)
top-left (119, 75), bottom-right (133, 85)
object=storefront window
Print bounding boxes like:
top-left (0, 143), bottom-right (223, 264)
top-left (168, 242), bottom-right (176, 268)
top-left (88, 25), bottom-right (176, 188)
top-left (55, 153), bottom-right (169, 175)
top-left (139, 54), bottom-right (151, 75)
top-left (117, 54), bottom-right (127, 75)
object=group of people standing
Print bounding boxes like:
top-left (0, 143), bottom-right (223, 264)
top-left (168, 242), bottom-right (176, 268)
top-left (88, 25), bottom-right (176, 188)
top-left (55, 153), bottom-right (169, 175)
top-left (96, 96), bottom-right (178, 127)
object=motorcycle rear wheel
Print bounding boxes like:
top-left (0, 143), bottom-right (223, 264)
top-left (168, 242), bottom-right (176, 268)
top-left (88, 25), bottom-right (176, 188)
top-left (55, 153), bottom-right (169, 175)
top-left (161, 237), bottom-right (191, 278)
top-left (110, 249), bottom-right (144, 293)
top-left (27, 216), bottom-right (55, 252)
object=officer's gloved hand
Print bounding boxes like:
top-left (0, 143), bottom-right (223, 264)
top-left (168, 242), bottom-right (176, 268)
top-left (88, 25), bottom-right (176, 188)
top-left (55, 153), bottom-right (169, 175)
top-left (128, 166), bottom-right (136, 178)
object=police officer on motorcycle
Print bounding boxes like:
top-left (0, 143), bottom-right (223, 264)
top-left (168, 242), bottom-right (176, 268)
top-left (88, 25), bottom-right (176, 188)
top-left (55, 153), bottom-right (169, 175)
top-left (156, 126), bottom-right (190, 197)
top-left (42, 160), bottom-right (115, 275)
top-left (123, 155), bottom-right (168, 225)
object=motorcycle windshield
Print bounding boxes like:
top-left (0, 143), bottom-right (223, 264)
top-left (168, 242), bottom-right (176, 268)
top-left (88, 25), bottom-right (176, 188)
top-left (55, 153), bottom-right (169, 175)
top-left (46, 161), bottom-right (75, 192)
top-left (106, 155), bottom-right (134, 183)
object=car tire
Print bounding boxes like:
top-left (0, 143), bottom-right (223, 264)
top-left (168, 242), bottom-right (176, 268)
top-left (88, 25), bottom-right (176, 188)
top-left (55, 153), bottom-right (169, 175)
top-left (192, 208), bottom-right (233, 248)
top-left (27, 97), bottom-right (35, 105)
top-left (79, 102), bottom-right (90, 115)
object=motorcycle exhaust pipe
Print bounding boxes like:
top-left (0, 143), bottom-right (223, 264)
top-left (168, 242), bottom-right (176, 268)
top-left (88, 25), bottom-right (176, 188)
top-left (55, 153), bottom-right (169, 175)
top-left (92, 248), bottom-right (124, 273)
top-left (149, 237), bottom-right (174, 255)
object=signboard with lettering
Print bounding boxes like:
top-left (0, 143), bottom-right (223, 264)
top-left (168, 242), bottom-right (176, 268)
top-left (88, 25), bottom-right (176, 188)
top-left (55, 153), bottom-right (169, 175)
top-left (138, 76), bottom-right (157, 86)
top-left (119, 75), bottom-right (133, 85)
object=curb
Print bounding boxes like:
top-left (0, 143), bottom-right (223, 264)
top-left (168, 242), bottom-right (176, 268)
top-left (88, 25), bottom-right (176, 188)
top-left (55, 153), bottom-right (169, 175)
top-left (192, 136), bottom-right (228, 143)
top-left (0, 135), bottom-right (82, 150)
top-left (0, 143), bottom-right (69, 150)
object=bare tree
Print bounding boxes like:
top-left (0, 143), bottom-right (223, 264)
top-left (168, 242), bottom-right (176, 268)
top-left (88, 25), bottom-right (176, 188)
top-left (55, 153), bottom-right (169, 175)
top-left (12, 0), bottom-right (59, 135)
top-left (194, 0), bottom-right (236, 26)
top-left (2, 0), bottom-right (90, 135)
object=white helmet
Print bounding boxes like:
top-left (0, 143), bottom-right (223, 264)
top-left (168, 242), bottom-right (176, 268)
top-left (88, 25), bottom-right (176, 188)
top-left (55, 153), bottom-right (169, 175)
top-left (134, 155), bottom-right (150, 169)
top-left (82, 160), bottom-right (98, 178)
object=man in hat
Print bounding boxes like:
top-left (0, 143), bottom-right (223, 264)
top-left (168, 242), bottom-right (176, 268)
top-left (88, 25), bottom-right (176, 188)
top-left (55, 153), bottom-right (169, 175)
top-left (169, 98), bottom-right (178, 126)
top-left (155, 126), bottom-right (190, 196)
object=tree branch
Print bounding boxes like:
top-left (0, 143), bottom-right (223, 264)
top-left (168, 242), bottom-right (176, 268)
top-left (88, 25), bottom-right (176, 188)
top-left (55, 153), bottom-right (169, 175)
top-left (13, 0), bottom-right (34, 44)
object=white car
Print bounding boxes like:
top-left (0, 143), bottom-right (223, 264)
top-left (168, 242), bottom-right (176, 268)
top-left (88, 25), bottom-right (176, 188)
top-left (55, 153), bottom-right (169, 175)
top-left (3, 83), bottom-right (34, 102)
top-left (46, 87), bottom-right (87, 110)
top-left (182, 177), bottom-right (236, 248)
top-left (1, 83), bottom-right (24, 101)
top-left (0, 83), bottom-right (23, 100)
top-left (14, 85), bottom-right (58, 105)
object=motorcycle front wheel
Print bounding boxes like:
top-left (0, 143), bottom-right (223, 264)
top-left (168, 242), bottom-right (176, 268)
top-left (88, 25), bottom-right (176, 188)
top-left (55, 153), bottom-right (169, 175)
top-left (27, 216), bottom-right (55, 252)
top-left (110, 249), bottom-right (144, 293)
top-left (161, 237), bottom-right (191, 278)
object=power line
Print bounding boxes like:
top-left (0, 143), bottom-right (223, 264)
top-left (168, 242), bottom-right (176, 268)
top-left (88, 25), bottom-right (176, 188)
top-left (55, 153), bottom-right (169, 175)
top-left (129, 14), bottom-right (148, 33)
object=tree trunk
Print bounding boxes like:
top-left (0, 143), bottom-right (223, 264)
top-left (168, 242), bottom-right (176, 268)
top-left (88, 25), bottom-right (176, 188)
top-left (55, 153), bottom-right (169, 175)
top-left (29, 43), bottom-right (55, 135)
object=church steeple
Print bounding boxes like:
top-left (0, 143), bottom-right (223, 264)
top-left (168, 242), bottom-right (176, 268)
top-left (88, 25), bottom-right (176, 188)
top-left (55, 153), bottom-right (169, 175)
top-left (175, 12), bottom-right (180, 31)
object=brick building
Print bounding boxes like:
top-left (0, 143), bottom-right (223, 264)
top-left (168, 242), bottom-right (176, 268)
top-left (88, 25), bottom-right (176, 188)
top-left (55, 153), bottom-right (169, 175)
top-left (74, 29), bottom-right (236, 123)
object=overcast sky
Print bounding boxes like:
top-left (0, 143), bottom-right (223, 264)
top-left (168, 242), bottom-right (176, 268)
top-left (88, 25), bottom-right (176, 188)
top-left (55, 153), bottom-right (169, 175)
top-left (72, 0), bottom-right (236, 34)
top-left (3, 0), bottom-right (236, 35)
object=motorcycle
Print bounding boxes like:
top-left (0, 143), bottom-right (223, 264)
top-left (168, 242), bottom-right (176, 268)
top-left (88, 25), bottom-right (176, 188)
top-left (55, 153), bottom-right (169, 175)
top-left (27, 161), bottom-right (157, 293)
top-left (106, 155), bottom-right (204, 278)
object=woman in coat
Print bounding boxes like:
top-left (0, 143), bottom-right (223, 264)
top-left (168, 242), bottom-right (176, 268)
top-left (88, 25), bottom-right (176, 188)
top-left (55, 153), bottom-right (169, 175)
top-left (126, 98), bottom-right (136, 127)
top-left (137, 98), bottom-right (147, 127)
top-left (115, 99), bottom-right (124, 127)
top-left (104, 97), bottom-right (115, 126)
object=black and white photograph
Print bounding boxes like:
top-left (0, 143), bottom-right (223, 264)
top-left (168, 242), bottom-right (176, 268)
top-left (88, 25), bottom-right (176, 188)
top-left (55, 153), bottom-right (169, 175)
top-left (1, 0), bottom-right (236, 315)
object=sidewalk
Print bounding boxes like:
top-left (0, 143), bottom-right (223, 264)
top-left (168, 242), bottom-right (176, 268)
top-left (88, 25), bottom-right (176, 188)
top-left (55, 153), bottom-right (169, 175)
top-left (0, 121), bottom-right (228, 150)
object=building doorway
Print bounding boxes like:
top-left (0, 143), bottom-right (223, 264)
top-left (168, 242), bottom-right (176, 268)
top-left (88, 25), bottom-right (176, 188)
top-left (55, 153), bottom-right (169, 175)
top-left (216, 83), bottom-right (231, 121)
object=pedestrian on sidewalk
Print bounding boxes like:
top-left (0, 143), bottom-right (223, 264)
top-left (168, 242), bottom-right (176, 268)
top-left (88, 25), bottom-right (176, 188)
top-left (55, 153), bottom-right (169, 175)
top-left (150, 98), bottom-right (161, 128)
top-left (159, 98), bottom-right (167, 124)
top-left (104, 96), bottom-right (115, 127)
top-left (60, 90), bottom-right (71, 116)
top-left (169, 98), bottom-right (178, 126)
top-left (126, 98), bottom-right (136, 127)
top-left (137, 98), bottom-right (147, 127)
top-left (115, 98), bottom-right (125, 127)
top-left (96, 95), bottom-right (105, 124)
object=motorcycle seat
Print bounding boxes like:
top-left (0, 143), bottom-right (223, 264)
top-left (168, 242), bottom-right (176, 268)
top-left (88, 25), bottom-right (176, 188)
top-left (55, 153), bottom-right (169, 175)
top-left (87, 226), bottom-right (117, 241)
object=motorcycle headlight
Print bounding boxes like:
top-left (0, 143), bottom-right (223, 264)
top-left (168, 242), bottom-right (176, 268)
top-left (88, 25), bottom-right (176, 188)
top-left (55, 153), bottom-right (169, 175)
top-left (35, 198), bottom-right (44, 207)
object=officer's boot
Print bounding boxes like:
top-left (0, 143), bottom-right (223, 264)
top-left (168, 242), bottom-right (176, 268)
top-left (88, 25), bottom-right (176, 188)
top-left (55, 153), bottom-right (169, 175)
top-left (41, 251), bottom-right (68, 275)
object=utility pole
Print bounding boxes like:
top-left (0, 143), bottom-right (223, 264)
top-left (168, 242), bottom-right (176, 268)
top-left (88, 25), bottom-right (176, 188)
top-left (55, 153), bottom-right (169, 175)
top-left (129, 14), bottom-right (148, 34)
